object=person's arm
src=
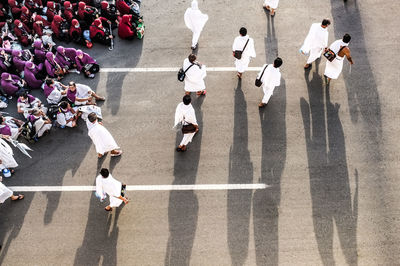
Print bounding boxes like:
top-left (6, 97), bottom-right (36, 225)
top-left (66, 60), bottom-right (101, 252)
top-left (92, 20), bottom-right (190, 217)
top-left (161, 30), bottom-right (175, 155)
top-left (344, 47), bottom-right (354, 64)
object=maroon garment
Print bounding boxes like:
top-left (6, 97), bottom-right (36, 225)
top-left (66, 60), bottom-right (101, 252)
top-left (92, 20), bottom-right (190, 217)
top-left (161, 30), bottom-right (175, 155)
top-left (118, 15), bottom-right (134, 39)
top-left (116, 0), bottom-right (130, 15)
top-left (13, 21), bottom-right (32, 46)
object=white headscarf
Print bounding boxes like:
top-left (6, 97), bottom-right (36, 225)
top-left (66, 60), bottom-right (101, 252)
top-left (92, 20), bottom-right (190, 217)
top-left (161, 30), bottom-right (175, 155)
top-left (184, 0), bottom-right (208, 33)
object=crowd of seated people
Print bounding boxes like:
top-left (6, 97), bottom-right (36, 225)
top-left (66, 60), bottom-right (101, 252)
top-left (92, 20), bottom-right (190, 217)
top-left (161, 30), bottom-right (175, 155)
top-left (0, 0), bottom-right (145, 50)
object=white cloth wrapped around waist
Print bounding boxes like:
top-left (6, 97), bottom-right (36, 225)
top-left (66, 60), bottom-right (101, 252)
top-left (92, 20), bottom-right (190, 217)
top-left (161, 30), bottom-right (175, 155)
top-left (87, 121), bottom-right (119, 155)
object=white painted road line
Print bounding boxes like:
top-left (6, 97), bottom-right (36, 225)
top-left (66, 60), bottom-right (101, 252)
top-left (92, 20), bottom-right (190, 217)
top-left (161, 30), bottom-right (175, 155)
top-left (100, 67), bottom-right (263, 73)
top-left (8, 183), bottom-right (268, 192)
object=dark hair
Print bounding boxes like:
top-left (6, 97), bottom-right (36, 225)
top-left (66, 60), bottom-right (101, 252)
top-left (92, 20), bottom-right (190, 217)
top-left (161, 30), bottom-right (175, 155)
top-left (0, 116), bottom-right (3, 124)
top-left (100, 168), bottom-right (109, 178)
top-left (273, 57), bottom-right (283, 68)
top-left (188, 54), bottom-right (196, 63)
top-left (322, 19), bottom-right (331, 26)
top-left (59, 101), bottom-right (68, 109)
top-left (343, 33), bottom-right (351, 43)
top-left (45, 79), bottom-right (53, 86)
top-left (183, 94), bottom-right (191, 105)
top-left (21, 91), bottom-right (28, 99)
top-left (239, 27), bottom-right (247, 36)
top-left (88, 112), bottom-right (97, 122)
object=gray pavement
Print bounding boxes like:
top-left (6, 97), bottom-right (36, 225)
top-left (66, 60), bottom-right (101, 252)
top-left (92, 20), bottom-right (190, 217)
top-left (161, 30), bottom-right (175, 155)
top-left (1, 0), bottom-right (400, 265)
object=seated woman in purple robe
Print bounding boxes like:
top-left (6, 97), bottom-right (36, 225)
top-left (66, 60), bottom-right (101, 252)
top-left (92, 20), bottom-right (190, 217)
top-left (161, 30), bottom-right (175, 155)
top-left (24, 62), bottom-right (45, 90)
top-left (55, 46), bottom-right (76, 70)
top-left (33, 40), bottom-right (47, 64)
top-left (45, 52), bottom-right (66, 80)
top-left (11, 50), bottom-right (27, 74)
top-left (75, 49), bottom-right (99, 79)
top-left (0, 72), bottom-right (26, 96)
top-left (64, 47), bottom-right (78, 64)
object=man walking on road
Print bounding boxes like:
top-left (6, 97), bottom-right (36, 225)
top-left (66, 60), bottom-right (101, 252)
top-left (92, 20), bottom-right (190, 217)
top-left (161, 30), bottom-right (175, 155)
top-left (258, 57), bottom-right (283, 108)
top-left (300, 19), bottom-right (331, 69)
top-left (183, 54), bottom-right (207, 96)
top-left (232, 27), bottom-right (256, 79)
top-left (324, 33), bottom-right (354, 81)
top-left (96, 168), bottom-right (129, 211)
top-left (174, 95), bottom-right (199, 152)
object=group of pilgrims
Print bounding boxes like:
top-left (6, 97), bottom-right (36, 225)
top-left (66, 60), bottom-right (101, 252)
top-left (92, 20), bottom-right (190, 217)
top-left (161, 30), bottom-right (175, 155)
top-left (1, 0), bottom-right (145, 49)
top-left (1, 0), bottom-right (355, 209)
top-left (0, 0), bottom-right (145, 204)
top-left (175, 0), bottom-right (354, 152)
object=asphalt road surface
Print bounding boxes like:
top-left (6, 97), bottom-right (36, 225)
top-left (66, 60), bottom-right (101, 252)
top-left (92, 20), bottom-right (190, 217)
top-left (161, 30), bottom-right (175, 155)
top-left (1, 0), bottom-right (399, 265)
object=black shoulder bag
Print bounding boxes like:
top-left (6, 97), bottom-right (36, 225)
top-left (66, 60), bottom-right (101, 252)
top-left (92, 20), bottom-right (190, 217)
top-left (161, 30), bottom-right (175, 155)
top-left (255, 64), bottom-right (268, 87)
top-left (177, 63), bottom-right (194, 82)
top-left (234, 38), bottom-right (250, 60)
top-left (324, 45), bottom-right (346, 62)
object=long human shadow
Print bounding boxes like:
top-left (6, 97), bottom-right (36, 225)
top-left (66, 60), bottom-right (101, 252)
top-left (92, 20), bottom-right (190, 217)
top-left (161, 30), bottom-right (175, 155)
top-left (330, 0), bottom-right (381, 134)
top-left (300, 69), bottom-right (358, 265)
top-left (164, 96), bottom-right (204, 266)
top-left (330, 1), bottom-right (399, 262)
top-left (73, 165), bottom-right (123, 266)
top-left (106, 40), bottom-right (143, 116)
top-left (0, 192), bottom-right (33, 265)
top-left (227, 79), bottom-right (253, 266)
top-left (252, 78), bottom-right (286, 266)
top-left (264, 12), bottom-right (278, 63)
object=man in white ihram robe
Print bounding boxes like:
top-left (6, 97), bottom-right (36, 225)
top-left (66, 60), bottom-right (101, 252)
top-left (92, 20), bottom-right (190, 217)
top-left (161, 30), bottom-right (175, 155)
top-left (263, 0), bottom-right (279, 16)
top-left (257, 57), bottom-right (283, 108)
top-left (174, 95), bottom-right (198, 152)
top-left (86, 113), bottom-right (122, 158)
top-left (184, 0), bottom-right (208, 50)
top-left (232, 27), bottom-right (256, 78)
top-left (183, 54), bottom-right (207, 95)
top-left (0, 182), bottom-right (24, 202)
top-left (300, 19), bottom-right (330, 69)
top-left (96, 168), bottom-right (128, 211)
top-left (324, 34), bottom-right (354, 80)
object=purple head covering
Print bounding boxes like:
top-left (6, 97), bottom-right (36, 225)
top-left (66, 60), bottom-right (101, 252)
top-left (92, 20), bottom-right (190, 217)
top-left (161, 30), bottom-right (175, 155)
top-left (57, 46), bottom-right (65, 54)
top-left (25, 61), bottom-right (35, 69)
top-left (12, 50), bottom-right (22, 57)
top-left (1, 73), bottom-right (8, 80)
top-left (76, 49), bottom-right (83, 57)
top-left (46, 52), bottom-right (55, 61)
top-left (34, 40), bottom-right (43, 49)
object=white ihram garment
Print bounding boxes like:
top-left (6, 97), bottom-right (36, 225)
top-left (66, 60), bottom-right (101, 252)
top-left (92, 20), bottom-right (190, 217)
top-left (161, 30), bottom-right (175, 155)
top-left (0, 138), bottom-right (18, 170)
top-left (232, 35), bottom-right (256, 73)
top-left (174, 102), bottom-right (198, 146)
top-left (324, 39), bottom-right (349, 79)
top-left (0, 182), bottom-right (13, 203)
top-left (74, 84), bottom-right (94, 106)
top-left (300, 23), bottom-right (329, 64)
top-left (96, 174), bottom-right (123, 207)
top-left (87, 120), bottom-right (119, 155)
top-left (184, 0), bottom-right (208, 47)
top-left (257, 64), bottom-right (281, 104)
top-left (264, 0), bottom-right (279, 9)
top-left (183, 58), bottom-right (207, 92)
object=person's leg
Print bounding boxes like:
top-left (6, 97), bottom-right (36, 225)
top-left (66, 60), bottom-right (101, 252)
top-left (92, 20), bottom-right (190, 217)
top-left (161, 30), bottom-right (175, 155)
top-left (191, 31), bottom-right (201, 49)
top-left (90, 91), bottom-right (105, 101)
top-left (259, 87), bottom-right (273, 107)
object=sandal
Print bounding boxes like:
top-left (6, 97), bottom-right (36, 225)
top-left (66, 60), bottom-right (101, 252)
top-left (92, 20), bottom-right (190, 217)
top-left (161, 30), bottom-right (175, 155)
top-left (11, 194), bottom-right (24, 201)
top-left (111, 150), bottom-right (122, 157)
